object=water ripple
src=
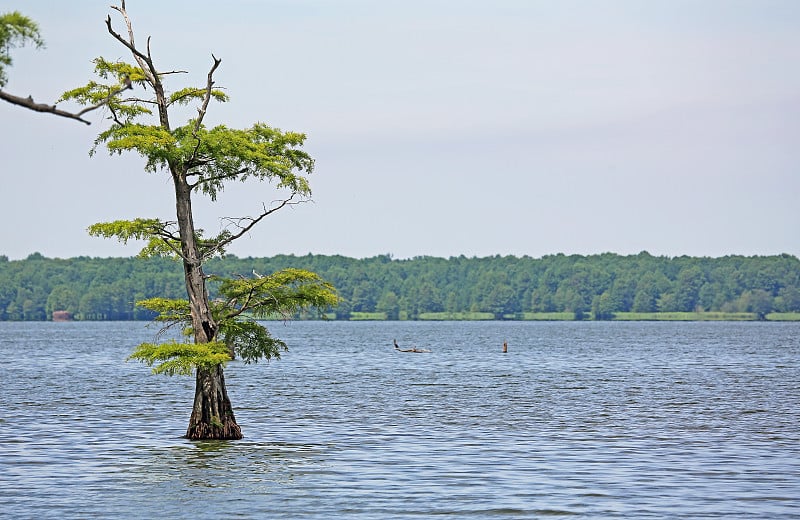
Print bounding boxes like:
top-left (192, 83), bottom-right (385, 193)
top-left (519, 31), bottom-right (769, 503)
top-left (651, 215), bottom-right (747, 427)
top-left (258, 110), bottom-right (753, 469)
top-left (1, 321), bottom-right (799, 518)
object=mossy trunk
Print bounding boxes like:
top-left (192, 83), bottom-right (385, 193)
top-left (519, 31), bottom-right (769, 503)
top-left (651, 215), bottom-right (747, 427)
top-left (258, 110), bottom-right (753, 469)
top-left (185, 364), bottom-right (242, 440)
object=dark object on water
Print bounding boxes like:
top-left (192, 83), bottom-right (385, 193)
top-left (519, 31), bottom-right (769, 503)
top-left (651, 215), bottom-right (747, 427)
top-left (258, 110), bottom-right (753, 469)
top-left (393, 339), bottom-right (431, 353)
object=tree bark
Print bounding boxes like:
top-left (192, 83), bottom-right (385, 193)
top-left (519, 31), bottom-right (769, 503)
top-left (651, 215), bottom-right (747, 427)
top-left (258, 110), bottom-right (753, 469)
top-left (172, 166), bottom-right (242, 440)
top-left (0, 89), bottom-right (92, 124)
top-left (186, 365), bottom-right (242, 440)
top-left (102, 1), bottom-right (244, 440)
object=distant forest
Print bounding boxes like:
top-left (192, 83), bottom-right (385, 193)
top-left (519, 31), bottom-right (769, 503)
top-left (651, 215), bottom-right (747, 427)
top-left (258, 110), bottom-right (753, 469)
top-left (1, 252), bottom-right (799, 321)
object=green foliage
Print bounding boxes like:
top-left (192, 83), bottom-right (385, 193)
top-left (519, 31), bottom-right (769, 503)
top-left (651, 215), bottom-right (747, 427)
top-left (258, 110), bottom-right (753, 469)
top-left (349, 311), bottom-right (388, 321)
top-left (766, 312), bottom-right (800, 321)
top-left (88, 218), bottom-right (166, 242)
top-left (215, 268), bottom-right (338, 319)
top-left (0, 11), bottom-right (45, 87)
top-left (2, 253), bottom-right (800, 322)
top-left (175, 122), bottom-right (314, 202)
top-left (88, 218), bottom-right (182, 259)
top-left (58, 58), bottom-right (153, 126)
top-left (611, 312), bottom-right (756, 321)
top-left (417, 311), bottom-right (495, 321)
top-left (88, 219), bottom-right (232, 260)
top-left (60, 56), bottom-right (314, 203)
top-left (127, 340), bottom-right (231, 376)
top-left (137, 297), bottom-right (190, 322)
top-left (169, 87), bottom-right (228, 106)
top-left (211, 268), bottom-right (337, 362)
top-left (216, 319), bottom-right (287, 364)
top-left (127, 268), bottom-right (336, 372)
top-left (100, 124), bottom-right (177, 164)
top-left (521, 312), bottom-right (576, 321)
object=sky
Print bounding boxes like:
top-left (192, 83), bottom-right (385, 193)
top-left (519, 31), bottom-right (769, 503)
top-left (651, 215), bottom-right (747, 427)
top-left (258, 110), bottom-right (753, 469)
top-left (1, 0), bottom-right (798, 260)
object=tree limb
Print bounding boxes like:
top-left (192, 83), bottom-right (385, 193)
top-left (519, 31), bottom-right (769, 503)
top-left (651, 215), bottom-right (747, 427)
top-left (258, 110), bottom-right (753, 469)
top-left (152, 222), bottom-right (186, 259)
top-left (215, 197), bottom-right (301, 251)
top-left (0, 89), bottom-right (92, 124)
top-left (224, 280), bottom-right (287, 321)
top-left (106, 5), bottom-right (154, 84)
top-left (159, 236), bottom-right (186, 260)
top-left (194, 55), bottom-right (221, 135)
top-left (184, 55), bottom-right (222, 169)
top-left (107, 2), bottom-right (172, 130)
top-left (224, 286), bottom-right (256, 320)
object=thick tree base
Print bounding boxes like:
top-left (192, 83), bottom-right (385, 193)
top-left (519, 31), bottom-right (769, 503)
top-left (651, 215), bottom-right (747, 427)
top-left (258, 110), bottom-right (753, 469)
top-left (185, 419), bottom-right (242, 440)
top-left (186, 365), bottom-right (243, 440)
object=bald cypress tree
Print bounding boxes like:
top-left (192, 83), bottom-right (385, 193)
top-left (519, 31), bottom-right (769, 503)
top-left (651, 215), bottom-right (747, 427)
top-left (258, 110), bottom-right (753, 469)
top-left (60, 2), bottom-right (337, 439)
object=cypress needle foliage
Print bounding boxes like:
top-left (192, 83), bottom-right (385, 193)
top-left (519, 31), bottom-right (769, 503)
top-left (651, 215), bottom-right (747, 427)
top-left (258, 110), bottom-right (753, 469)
top-left (0, 11), bottom-right (45, 87)
top-left (52, 2), bottom-right (337, 439)
top-left (129, 341), bottom-right (231, 376)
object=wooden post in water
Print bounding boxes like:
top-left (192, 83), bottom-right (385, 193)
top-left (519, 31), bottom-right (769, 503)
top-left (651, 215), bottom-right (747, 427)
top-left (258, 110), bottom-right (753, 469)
top-left (502, 341), bottom-right (508, 353)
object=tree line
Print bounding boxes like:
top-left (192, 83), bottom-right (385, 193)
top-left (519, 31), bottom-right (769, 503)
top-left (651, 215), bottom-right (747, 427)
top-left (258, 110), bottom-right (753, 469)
top-left (2, 251), bottom-right (799, 321)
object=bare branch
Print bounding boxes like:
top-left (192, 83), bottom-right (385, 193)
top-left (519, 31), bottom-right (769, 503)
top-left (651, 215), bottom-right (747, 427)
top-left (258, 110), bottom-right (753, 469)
top-left (222, 279), bottom-right (290, 321)
top-left (107, 2), bottom-right (171, 130)
top-left (154, 226), bottom-right (180, 242)
top-left (224, 287), bottom-right (256, 320)
top-left (196, 198), bottom-right (303, 261)
top-left (153, 317), bottom-right (191, 342)
top-left (159, 236), bottom-right (186, 260)
top-left (194, 54), bottom-right (222, 135)
top-left (183, 156), bottom-right (211, 171)
top-left (152, 221), bottom-right (181, 241)
top-left (105, 12), bottom-right (152, 82)
top-left (215, 196), bottom-right (303, 251)
top-left (183, 55), bottom-right (223, 169)
top-left (0, 89), bottom-right (91, 124)
top-left (150, 222), bottom-right (187, 261)
top-left (107, 103), bottom-right (124, 126)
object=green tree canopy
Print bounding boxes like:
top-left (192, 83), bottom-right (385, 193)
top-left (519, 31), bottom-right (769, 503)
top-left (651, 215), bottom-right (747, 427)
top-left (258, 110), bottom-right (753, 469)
top-left (54, 2), bottom-right (337, 440)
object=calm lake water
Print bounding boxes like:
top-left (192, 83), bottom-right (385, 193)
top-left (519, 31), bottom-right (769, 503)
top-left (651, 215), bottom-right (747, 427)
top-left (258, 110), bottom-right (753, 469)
top-left (1, 321), bottom-right (798, 519)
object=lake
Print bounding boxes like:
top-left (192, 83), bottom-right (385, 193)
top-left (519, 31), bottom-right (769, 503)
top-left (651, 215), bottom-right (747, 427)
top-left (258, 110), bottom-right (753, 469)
top-left (1, 321), bottom-right (798, 518)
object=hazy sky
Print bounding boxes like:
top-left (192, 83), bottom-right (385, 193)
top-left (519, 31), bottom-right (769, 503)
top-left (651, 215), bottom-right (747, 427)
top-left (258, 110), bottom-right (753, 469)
top-left (1, 0), bottom-right (798, 260)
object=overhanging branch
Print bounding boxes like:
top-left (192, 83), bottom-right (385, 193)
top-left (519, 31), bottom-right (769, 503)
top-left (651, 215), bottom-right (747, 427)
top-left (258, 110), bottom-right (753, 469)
top-left (0, 89), bottom-right (91, 124)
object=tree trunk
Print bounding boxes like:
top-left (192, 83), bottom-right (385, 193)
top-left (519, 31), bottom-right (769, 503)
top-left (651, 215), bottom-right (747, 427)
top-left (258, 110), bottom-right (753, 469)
top-left (172, 166), bottom-right (243, 440)
top-left (185, 365), bottom-right (243, 440)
